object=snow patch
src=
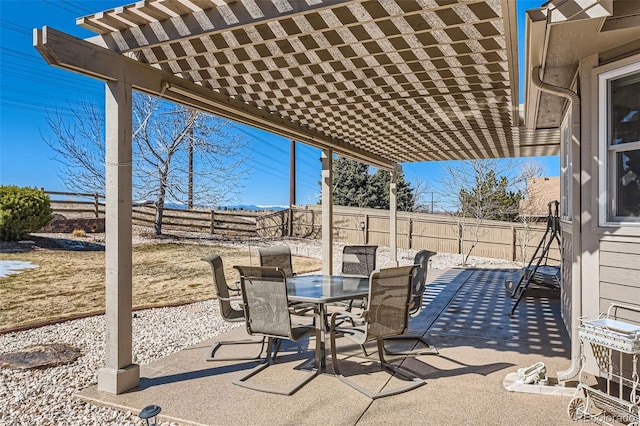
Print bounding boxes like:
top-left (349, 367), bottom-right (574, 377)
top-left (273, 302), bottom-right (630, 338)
top-left (0, 260), bottom-right (39, 278)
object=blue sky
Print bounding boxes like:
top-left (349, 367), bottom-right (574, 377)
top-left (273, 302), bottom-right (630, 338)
top-left (0, 0), bottom-right (556, 207)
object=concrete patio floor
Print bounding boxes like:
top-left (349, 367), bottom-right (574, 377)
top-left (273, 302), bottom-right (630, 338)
top-left (77, 267), bottom-right (581, 425)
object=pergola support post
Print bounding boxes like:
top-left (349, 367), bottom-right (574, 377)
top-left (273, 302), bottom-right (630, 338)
top-left (321, 149), bottom-right (333, 275)
top-left (97, 79), bottom-right (139, 394)
top-left (389, 169), bottom-right (398, 266)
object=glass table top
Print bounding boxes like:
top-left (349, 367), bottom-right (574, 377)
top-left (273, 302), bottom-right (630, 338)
top-left (287, 275), bottom-right (369, 303)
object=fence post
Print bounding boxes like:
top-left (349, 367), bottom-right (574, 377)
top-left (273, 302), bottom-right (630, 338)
top-left (210, 210), bottom-right (215, 234)
top-left (458, 223), bottom-right (463, 254)
top-left (364, 214), bottom-right (369, 245)
top-left (280, 211), bottom-right (284, 237)
top-left (94, 192), bottom-right (99, 218)
top-left (288, 208), bottom-right (293, 237)
top-left (511, 226), bottom-right (517, 262)
top-left (408, 218), bottom-right (413, 249)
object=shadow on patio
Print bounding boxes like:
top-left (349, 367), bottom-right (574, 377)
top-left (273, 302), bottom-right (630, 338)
top-left (77, 267), bottom-right (577, 425)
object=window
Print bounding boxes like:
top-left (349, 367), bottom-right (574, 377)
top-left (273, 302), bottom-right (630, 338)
top-left (599, 63), bottom-right (640, 224)
top-left (560, 111), bottom-right (572, 220)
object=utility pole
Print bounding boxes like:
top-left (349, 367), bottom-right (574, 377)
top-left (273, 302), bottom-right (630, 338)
top-left (290, 140), bottom-right (296, 207)
top-left (188, 108), bottom-right (194, 209)
top-left (289, 140), bottom-right (296, 237)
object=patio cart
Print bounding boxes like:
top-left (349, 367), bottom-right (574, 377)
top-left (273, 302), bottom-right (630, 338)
top-left (568, 303), bottom-right (640, 425)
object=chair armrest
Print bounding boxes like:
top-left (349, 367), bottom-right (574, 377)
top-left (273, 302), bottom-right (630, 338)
top-left (289, 302), bottom-right (316, 317)
top-left (329, 309), bottom-right (366, 330)
top-left (218, 295), bottom-right (243, 303)
top-left (227, 281), bottom-right (241, 294)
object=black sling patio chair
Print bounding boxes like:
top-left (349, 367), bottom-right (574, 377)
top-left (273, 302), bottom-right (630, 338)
top-left (202, 254), bottom-right (266, 362)
top-left (329, 265), bottom-right (426, 399)
top-left (232, 265), bottom-right (320, 396)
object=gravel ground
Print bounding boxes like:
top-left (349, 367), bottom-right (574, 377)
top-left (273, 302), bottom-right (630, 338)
top-left (0, 231), bottom-right (520, 425)
top-left (0, 301), bottom-right (238, 426)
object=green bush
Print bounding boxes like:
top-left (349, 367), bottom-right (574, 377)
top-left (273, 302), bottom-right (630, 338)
top-left (0, 186), bottom-right (52, 241)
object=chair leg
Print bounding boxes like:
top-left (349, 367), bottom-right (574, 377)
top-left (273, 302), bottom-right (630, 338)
top-left (330, 318), bottom-right (425, 399)
top-left (373, 340), bottom-right (426, 398)
top-left (206, 336), bottom-right (267, 361)
top-left (382, 335), bottom-right (439, 356)
top-left (233, 337), bottom-right (319, 396)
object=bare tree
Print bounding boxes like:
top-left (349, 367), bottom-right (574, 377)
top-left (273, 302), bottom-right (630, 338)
top-left (438, 159), bottom-right (523, 265)
top-left (44, 101), bottom-right (106, 194)
top-left (411, 177), bottom-right (436, 213)
top-left (515, 161), bottom-right (545, 265)
top-left (45, 93), bottom-right (248, 234)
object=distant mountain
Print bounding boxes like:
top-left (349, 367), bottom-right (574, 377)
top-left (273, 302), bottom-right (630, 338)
top-left (219, 204), bottom-right (287, 212)
top-left (162, 202), bottom-right (286, 212)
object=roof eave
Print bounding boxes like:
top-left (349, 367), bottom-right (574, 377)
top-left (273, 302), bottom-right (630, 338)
top-left (524, 8), bottom-right (548, 130)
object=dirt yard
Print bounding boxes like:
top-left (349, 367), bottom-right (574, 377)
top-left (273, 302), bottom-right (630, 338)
top-left (0, 231), bottom-right (322, 332)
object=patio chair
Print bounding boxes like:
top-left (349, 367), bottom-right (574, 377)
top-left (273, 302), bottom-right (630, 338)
top-left (329, 265), bottom-right (426, 399)
top-left (383, 250), bottom-right (439, 356)
top-left (258, 246), bottom-right (295, 277)
top-left (339, 245), bottom-right (378, 313)
top-left (341, 245), bottom-right (378, 277)
top-left (258, 245), bottom-right (315, 314)
top-left (232, 265), bottom-right (319, 395)
top-left (202, 254), bottom-right (266, 362)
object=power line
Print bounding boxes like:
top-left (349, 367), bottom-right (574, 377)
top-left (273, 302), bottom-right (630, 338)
top-left (0, 86), bottom-right (103, 109)
top-left (59, 0), bottom-right (96, 15)
top-left (0, 100), bottom-right (79, 119)
top-left (43, 0), bottom-right (88, 17)
top-left (0, 19), bottom-right (32, 35)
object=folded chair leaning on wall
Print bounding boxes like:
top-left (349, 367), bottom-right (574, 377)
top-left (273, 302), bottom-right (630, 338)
top-left (201, 254), bottom-right (266, 362)
top-left (232, 265), bottom-right (319, 396)
top-left (329, 265), bottom-right (426, 399)
top-left (383, 250), bottom-right (439, 355)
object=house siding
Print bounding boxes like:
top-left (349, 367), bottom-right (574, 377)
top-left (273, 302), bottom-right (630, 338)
top-left (561, 229), bottom-right (573, 334)
top-left (599, 240), bottom-right (640, 324)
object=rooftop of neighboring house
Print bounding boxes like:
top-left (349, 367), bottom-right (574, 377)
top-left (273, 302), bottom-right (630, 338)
top-left (520, 177), bottom-right (560, 217)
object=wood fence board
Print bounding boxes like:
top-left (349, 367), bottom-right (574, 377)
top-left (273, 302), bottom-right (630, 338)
top-left (49, 191), bottom-right (557, 262)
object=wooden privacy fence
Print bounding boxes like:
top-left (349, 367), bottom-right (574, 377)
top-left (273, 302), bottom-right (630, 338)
top-left (45, 191), bottom-right (560, 262)
top-left (46, 191), bottom-right (261, 237)
top-left (256, 205), bottom-right (561, 263)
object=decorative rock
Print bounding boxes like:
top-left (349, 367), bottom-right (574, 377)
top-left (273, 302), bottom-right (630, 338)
top-left (0, 343), bottom-right (82, 369)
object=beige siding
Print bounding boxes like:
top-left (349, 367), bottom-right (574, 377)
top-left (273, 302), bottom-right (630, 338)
top-left (561, 230), bottom-right (573, 334)
top-left (599, 241), bottom-right (640, 325)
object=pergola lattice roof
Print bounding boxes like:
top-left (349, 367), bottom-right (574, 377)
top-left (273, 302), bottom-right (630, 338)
top-left (76, 0), bottom-right (559, 165)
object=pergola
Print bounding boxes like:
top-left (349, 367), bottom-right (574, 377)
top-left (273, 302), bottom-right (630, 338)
top-left (34, 0), bottom-right (560, 394)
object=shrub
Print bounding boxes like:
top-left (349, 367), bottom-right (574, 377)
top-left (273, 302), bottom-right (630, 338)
top-left (0, 186), bottom-right (52, 241)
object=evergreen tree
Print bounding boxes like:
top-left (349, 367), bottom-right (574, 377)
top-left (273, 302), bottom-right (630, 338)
top-left (459, 170), bottom-right (521, 221)
top-left (332, 156), bottom-right (371, 208)
top-left (370, 169), bottom-right (416, 211)
top-left (326, 157), bottom-right (416, 211)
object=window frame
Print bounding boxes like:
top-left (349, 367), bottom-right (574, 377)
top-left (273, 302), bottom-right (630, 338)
top-left (598, 61), bottom-right (640, 226)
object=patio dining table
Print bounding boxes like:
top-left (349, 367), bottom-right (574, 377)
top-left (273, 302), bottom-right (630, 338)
top-left (286, 274), bottom-right (369, 371)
